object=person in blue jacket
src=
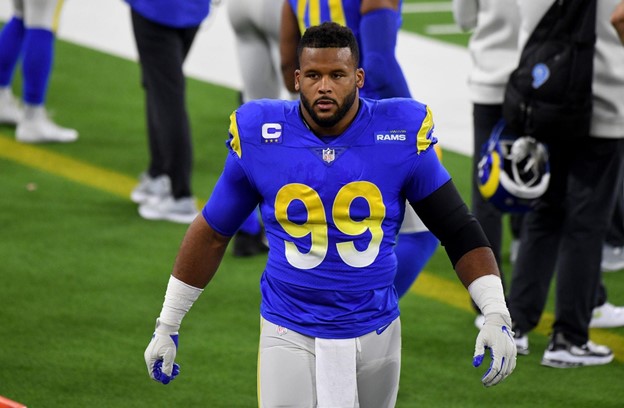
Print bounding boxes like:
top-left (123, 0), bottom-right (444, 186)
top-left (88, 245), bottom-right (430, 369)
top-left (126, 0), bottom-right (210, 224)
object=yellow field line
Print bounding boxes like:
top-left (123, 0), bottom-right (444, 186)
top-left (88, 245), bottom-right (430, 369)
top-left (1, 133), bottom-right (622, 363)
top-left (0, 135), bottom-right (135, 199)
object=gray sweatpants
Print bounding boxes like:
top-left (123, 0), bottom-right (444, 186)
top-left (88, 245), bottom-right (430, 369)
top-left (258, 316), bottom-right (401, 408)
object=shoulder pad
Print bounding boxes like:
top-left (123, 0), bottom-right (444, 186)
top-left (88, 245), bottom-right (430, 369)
top-left (227, 99), bottom-right (296, 158)
top-left (374, 98), bottom-right (436, 154)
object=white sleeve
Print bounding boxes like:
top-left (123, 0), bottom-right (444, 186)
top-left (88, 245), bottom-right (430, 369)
top-left (452, 0), bottom-right (479, 31)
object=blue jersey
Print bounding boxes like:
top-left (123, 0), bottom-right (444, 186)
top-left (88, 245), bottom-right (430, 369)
top-left (202, 98), bottom-right (450, 338)
top-left (287, 0), bottom-right (403, 98)
top-left (126, 0), bottom-right (210, 28)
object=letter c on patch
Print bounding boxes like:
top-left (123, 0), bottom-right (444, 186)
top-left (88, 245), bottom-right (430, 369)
top-left (262, 123), bottom-right (282, 139)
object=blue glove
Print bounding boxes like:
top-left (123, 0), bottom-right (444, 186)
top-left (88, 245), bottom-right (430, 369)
top-left (472, 313), bottom-right (517, 387)
top-left (144, 319), bottom-right (181, 385)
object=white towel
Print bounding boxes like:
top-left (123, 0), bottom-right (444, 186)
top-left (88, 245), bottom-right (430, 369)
top-left (315, 338), bottom-right (357, 408)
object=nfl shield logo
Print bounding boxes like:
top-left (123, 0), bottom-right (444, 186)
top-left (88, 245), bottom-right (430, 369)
top-left (322, 148), bottom-right (335, 163)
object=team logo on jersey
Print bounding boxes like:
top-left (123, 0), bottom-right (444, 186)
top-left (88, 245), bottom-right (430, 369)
top-left (375, 130), bottom-right (408, 143)
top-left (262, 122), bottom-right (283, 144)
top-left (322, 148), bottom-right (335, 163)
top-left (311, 147), bottom-right (345, 165)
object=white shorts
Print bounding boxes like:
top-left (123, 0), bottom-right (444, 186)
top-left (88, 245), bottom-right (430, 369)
top-left (226, 0), bottom-right (295, 101)
top-left (12, 0), bottom-right (64, 31)
top-left (258, 316), bottom-right (401, 408)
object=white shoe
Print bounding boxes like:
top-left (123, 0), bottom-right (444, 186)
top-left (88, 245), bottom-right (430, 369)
top-left (589, 302), bottom-right (624, 328)
top-left (601, 244), bottom-right (624, 272)
top-left (510, 239), bottom-right (520, 264)
top-left (514, 332), bottom-right (530, 356)
top-left (130, 173), bottom-right (171, 204)
top-left (16, 105), bottom-right (78, 143)
top-left (139, 195), bottom-right (198, 224)
top-left (0, 87), bottom-right (22, 125)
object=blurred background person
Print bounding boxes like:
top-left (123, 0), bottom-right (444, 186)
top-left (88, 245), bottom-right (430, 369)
top-left (507, 0), bottom-right (624, 367)
top-left (452, 0), bottom-right (522, 329)
top-left (601, 1), bottom-right (624, 270)
top-left (127, 0), bottom-right (210, 224)
top-left (0, 0), bottom-right (78, 143)
top-left (591, 0), bottom-right (624, 330)
top-left (602, 184), bottom-right (624, 272)
top-left (226, 0), bottom-right (295, 257)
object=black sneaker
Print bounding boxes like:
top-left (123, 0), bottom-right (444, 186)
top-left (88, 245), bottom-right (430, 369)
top-left (233, 231), bottom-right (269, 257)
top-left (541, 332), bottom-right (613, 368)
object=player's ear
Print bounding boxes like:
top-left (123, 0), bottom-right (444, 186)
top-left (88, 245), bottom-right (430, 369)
top-left (294, 69), bottom-right (301, 91)
top-left (356, 68), bottom-right (364, 89)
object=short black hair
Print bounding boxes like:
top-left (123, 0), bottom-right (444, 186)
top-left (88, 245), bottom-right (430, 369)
top-left (297, 22), bottom-right (360, 67)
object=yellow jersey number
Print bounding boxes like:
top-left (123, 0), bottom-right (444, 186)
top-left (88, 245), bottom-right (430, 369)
top-left (274, 181), bottom-right (386, 269)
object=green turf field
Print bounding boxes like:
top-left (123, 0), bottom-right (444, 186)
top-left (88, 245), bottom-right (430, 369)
top-left (0, 4), bottom-right (623, 407)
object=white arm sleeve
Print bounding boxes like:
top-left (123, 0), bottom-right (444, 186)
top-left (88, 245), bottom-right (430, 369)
top-left (158, 275), bottom-right (204, 331)
top-left (467, 274), bottom-right (510, 318)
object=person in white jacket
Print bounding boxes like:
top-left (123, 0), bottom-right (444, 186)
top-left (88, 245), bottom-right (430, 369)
top-left (452, 0), bottom-right (523, 332)
top-left (507, 0), bottom-right (624, 368)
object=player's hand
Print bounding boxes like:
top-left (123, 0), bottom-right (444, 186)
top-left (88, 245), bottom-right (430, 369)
top-left (144, 318), bottom-right (181, 385)
top-left (611, 0), bottom-right (624, 45)
top-left (472, 313), bottom-right (517, 387)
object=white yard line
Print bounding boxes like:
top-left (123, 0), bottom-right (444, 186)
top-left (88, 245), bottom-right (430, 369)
top-left (425, 24), bottom-right (464, 35)
top-left (402, 2), bottom-right (453, 13)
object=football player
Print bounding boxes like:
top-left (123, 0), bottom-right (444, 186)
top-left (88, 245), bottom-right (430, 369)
top-left (280, 0), bottom-right (438, 297)
top-left (227, 0), bottom-right (295, 103)
top-left (0, 0), bottom-right (78, 143)
top-left (144, 22), bottom-right (516, 406)
top-left (226, 0), bottom-right (294, 257)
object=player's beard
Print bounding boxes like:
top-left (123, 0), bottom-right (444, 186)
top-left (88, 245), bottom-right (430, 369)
top-left (300, 86), bottom-right (357, 129)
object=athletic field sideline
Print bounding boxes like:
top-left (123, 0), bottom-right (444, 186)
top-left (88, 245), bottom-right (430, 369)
top-left (0, 1), bottom-right (623, 407)
top-left (1, 133), bottom-right (623, 365)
